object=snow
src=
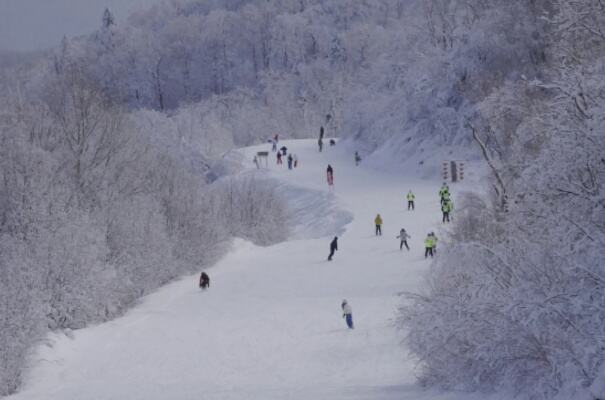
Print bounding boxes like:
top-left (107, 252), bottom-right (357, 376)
top-left (8, 139), bottom-right (492, 400)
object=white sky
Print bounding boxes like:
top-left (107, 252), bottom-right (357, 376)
top-left (0, 0), bottom-right (163, 52)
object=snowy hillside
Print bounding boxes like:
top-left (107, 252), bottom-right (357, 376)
top-left (7, 139), bottom-right (485, 400)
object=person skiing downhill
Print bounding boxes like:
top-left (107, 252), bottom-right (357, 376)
top-left (341, 299), bottom-right (354, 329)
top-left (424, 234), bottom-right (434, 258)
top-left (328, 236), bottom-right (338, 261)
top-left (407, 190), bottom-right (415, 210)
top-left (199, 272), bottom-right (210, 289)
top-left (374, 214), bottom-right (383, 236)
top-left (442, 200), bottom-right (453, 223)
top-left (397, 228), bottom-right (411, 250)
top-left (326, 164), bottom-right (334, 188)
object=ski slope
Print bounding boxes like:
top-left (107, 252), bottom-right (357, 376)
top-left (8, 139), bottom-right (490, 400)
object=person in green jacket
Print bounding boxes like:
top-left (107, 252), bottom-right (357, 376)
top-left (407, 190), bottom-right (415, 210)
top-left (439, 183), bottom-right (450, 205)
top-left (431, 232), bottom-right (438, 254)
top-left (442, 200), bottom-right (453, 223)
top-left (424, 234), bottom-right (434, 258)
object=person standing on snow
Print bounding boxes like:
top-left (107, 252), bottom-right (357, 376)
top-left (320, 126), bottom-right (325, 141)
top-left (341, 299), bottom-right (354, 329)
top-left (318, 138), bottom-right (323, 152)
top-left (397, 228), bottom-right (411, 251)
top-left (287, 154), bottom-right (293, 170)
top-left (355, 152), bottom-right (361, 166)
top-left (271, 139), bottom-right (277, 152)
top-left (328, 236), bottom-right (338, 261)
top-left (442, 200), bottom-right (453, 223)
top-left (424, 234), bottom-right (434, 258)
top-left (407, 190), bottom-right (415, 210)
top-left (280, 146), bottom-right (288, 156)
top-left (293, 154), bottom-right (299, 168)
top-left (326, 164), bottom-right (334, 189)
top-left (199, 272), bottom-right (210, 289)
top-left (374, 214), bottom-right (383, 236)
top-left (277, 152), bottom-right (283, 165)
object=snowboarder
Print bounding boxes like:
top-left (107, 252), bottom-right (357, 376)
top-left (355, 152), bottom-right (361, 166)
top-left (424, 234), bottom-right (434, 258)
top-left (280, 146), bottom-right (288, 156)
top-left (199, 272), bottom-right (210, 289)
top-left (253, 155), bottom-right (260, 169)
top-left (326, 164), bottom-right (334, 188)
top-left (439, 183), bottom-right (450, 205)
top-left (341, 299), bottom-right (354, 329)
top-left (397, 228), bottom-right (411, 250)
top-left (318, 138), bottom-right (323, 152)
top-left (442, 200), bottom-right (453, 223)
top-left (431, 232), bottom-right (438, 254)
top-left (328, 236), bottom-right (338, 261)
top-left (277, 152), bottom-right (283, 165)
top-left (407, 190), bottom-right (415, 210)
top-left (287, 154), bottom-right (293, 170)
top-left (374, 214), bottom-right (383, 236)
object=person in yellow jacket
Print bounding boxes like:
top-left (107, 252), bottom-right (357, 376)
top-left (424, 234), bottom-right (434, 258)
top-left (407, 190), bottom-right (415, 210)
top-left (442, 200), bottom-right (453, 223)
top-left (374, 214), bottom-right (383, 236)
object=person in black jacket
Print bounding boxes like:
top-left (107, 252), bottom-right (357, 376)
top-left (328, 236), bottom-right (338, 261)
top-left (199, 272), bottom-right (210, 289)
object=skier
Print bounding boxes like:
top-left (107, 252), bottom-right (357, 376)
top-left (396, 228), bottom-right (411, 251)
top-left (280, 146), bottom-right (288, 156)
top-left (318, 138), bottom-right (323, 152)
top-left (274, 133), bottom-right (279, 144)
top-left (341, 299), bottom-right (354, 329)
top-left (424, 234), bottom-right (434, 258)
top-left (328, 236), bottom-right (338, 261)
top-left (355, 152), bottom-right (361, 166)
top-left (287, 154), bottom-right (293, 170)
top-left (407, 190), bottom-right (415, 210)
top-left (253, 155), bottom-right (260, 169)
top-left (293, 154), bottom-right (299, 168)
top-left (442, 200), bottom-right (453, 223)
top-left (199, 272), bottom-right (210, 289)
top-left (374, 214), bottom-right (383, 236)
top-left (326, 164), bottom-right (334, 189)
top-left (439, 183), bottom-right (450, 205)
top-left (277, 152), bottom-right (283, 165)
top-left (319, 126), bottom-right (324, 140)
top-left (431, 232), bottom-right (438, 254)
top-left (271, 140), bottom-right (277, 152)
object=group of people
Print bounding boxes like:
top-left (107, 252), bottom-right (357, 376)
top-left (439, 183), bottom-right (454, 223)
top-left (222, 131), bottom-right (457, 331)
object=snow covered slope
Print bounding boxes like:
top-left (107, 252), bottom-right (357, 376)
top-left (8, 139), bottom-right (490, 400)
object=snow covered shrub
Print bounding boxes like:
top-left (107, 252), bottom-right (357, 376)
top-left (211, 175), bottom-right (289, 246)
